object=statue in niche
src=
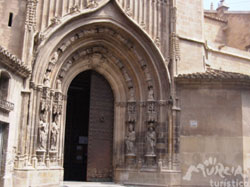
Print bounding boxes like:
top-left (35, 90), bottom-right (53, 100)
top-left (128, 87), bottom-right (135, 101)
top-left (62, 60), bottom-right (73, 72)
top-left (50, 51), bottom-right (59, 64)
top-left (143, 66), bottom-right (152, 81)
top-left (38, 112), bottom-right (48, 151)
top-left (125, 123), bottom-right (136, 155)
top-left (56, 79), bottom-right (62, 91)
top-left (146, 123), bottom-right (156, 155)
top-left (50, 115), bottom-right (59, 151)
top-left (127, 103), bottom-right (136, 122)
top-left (122, 68), bottom-right (131, 82)
top-left (44, 71), bottom-right (50, 87)
top-left (148, 86), bottom-right (155, 101)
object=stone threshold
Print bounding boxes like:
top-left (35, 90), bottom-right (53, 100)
top-left (62, 182), bottom-right (135, 187)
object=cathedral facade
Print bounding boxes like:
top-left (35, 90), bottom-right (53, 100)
top-left (0, 0), bottom-right (250, 186)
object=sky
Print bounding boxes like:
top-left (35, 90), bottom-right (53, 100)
top-left (204, 0), bottom-right (250, 11)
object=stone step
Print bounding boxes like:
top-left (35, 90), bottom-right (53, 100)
top-left (62, 182), bottom-right (136, 187)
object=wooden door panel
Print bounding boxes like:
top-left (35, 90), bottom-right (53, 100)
top-left (87, 71), bottom-right (114, 182)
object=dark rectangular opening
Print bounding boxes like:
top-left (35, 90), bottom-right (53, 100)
top-left (8, 13), bottom-right (13, 27)
top-left (0, 122), bottom-right (9, 185)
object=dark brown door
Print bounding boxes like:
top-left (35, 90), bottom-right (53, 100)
top-left (64, 70), bottom-right (114, 182)
top-left (87, 71), bottom-right (114, 182)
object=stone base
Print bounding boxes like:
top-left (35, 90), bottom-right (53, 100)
top-left (13, 168), bottom-right (63, 187)
top-left (125, 154), bottom-right (136, 166)
top-left (114, 169), bottom-right (181, 187)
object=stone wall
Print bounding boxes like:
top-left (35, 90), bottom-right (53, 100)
top-left (207, 44), bottom-right (250, 75)
top-left (177, 39), bottom-right (205, 75)
top-left (176, 0), bottom-right (204, 41)
top-left (204, 11), bottom-right (250, 52)
top-left (0, 0), bottom-right (26, 59)
top-left (204, 17), bottom-right (226, 45)
top-left (226, 13), bottom-right (250, 51)
top-left (177, 83), bottom-right (246, 186)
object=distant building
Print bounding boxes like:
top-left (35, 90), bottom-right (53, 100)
top-left (0, 0), bottom-right (250, 186)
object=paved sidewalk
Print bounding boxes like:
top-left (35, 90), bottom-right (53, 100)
top-left (62, 182), bottom-right (134, 187)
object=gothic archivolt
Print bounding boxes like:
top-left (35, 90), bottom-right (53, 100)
top-left (15, 5), bottom-right (176, 175)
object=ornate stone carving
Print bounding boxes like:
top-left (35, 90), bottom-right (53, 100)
top-left (42, 86), bottom-right (51, 99)
top-left (126, 8), bottom-right (133, 17)
top-left (52, 104), bottom-right (62, 117)
top-left (127, 102), bottom-right (136, 122)
top-left (48, 51), bottom-right (59, 71)
top-left (43, 71), bottom-right (51, 87)
top-left (154, 37), bottom-right (161, 48)
top-left (50, 17), bottom-right (61, 26)
top-left (147, 101), bottom-right (157, 122)
top-left (25, 0), bottom-right (38, 31)
top-left (125, 122), bottom-right (136, 155)
top-left (86, 0), bottom-right (98, 9)
top-left (62, 60), bottom-right (73, 72)
top-left (70, 5), bottom-right (80, 13)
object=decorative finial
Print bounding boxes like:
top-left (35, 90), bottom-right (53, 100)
top-left (210, 2), bottom-right (214, 10)
top-left (218, 0), bottom-right (227, 7)
top-left (217, 0), bottom-right (229, 11)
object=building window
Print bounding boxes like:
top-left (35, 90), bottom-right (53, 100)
top-left (0, 71), bottom-right (10, 101)
top-left (8, 12), bottom-right (13, 27)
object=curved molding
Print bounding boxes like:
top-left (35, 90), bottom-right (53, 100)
top-left (33, 21), bottom-right (169, 101)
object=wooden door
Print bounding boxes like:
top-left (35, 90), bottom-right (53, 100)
top-left (87, 71), bottom-right (114, 182)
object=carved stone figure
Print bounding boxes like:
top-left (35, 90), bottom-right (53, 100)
top-left (122, 68), bottom-right (131, 82)
top-left (50, 51), bottom-right (59, 64)
top-left (148, 86), bottom-right (155, 101)
top-left (62, 60), bottom-right (73, 72)
top-left (146, 123), bottom-right (156, 155)
top-left (50, 116), bottom-right (59, 151)
top-left (56, 79), bottom-right (62, 91)
top-left (125, 123), bottom-right (136, 155)
top-left (128, 87), bottom-right (135, 101)
top-left (38, 116), bottom-right (48, 151)
top-left (44, 71), bottom-right (50, 87)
